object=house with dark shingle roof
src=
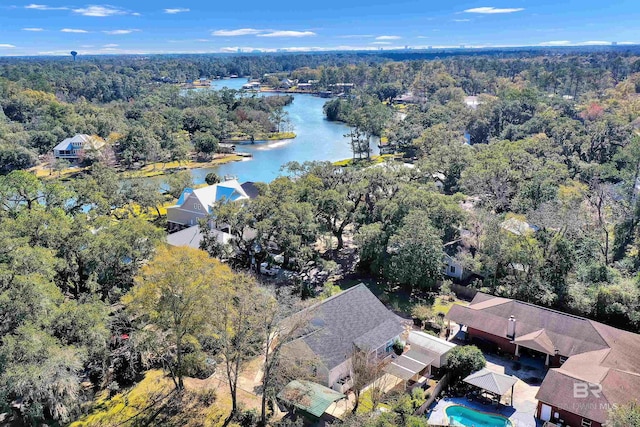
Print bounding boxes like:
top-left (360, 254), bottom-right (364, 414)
top-left (447, 292), bottom-right (640, 427)
top-left (284, 284), bottom-right (407, 392)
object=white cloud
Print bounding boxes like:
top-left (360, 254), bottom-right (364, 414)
top-left (579, 40), bottom-right (610, 45)
top-left (257, 31), bottom-right (316, 38)
top-left (375, 35), bottom-right (401, 40)
top-left (212, 28), bottom-right (264, 36)
top-left (25, 4), bottom-right (68, 10)
top-left (220, 47), bottom-right (244, 53)
top-left (338, 34), bottom-right (375, 39)
top-left (73, 6), bottom-right (129, 17)
top-left (213, 29), bottom-right (317, 38)
top-left (618, 42), bottom-right (637, 45)
top-left (61, 28), bottom-right (89, 33)
top-left (103, 29), bottom-right (140, 35)
top-left (195, 39), bottom-right (210, 42)
top-left (464, 7), bottom-right (524, 14)
top-left (22, 27), bottom-right (45, 31)
top-left (0, 44), bottom-right (16, 48)
top-left (539, 40), bottom-right (571, 46)
top-left (453, 19), bottom-right (471, 22)
top-left (103, 43), bottom-right (119, 47)
top-left (219, 46), bottom-right (269, 53)
top-left (164, 8), bottom-right (190, 14)
top-left (371, 41), bottom-right (391, 45)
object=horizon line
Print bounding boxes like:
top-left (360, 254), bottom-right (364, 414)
top-left (0, 43), bottom-right (637, 58)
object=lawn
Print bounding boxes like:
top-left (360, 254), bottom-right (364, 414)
top-left (356, 389), bottom-right (391, 414)
top-left (337, 278), bottom-right (468, 318)
top-left (72, 370), bottom-right (240, 427)
top-left (122, 155), bottom-right (244, 179)
top-left (31, 154), bottom-right (245, 181)
top-left (333, 154), bottom-right (396, 167)
top-left (30, 164), bottom-right (88, 179)
top-left (433, 297), bottom-right (468, 316)
top-left (225, 131), bottom-right (296, 142)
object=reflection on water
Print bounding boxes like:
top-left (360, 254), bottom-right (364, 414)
top-left (184, 78), bottom-right (372, 184)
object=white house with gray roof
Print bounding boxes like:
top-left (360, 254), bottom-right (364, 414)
top-left (166, 179), bottom-right (249, 230)
top-left (285, 284), bottom-right (407, 392)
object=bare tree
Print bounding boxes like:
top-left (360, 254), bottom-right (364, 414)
top-left (587, 178), bottom-right (623, 265)
top-left (366, 369), bottom-right (394, 413)
top-left (349, 347), bottom-right (383, 414)
top-left (217, 273), bottom-right (266, 416)
top-left (259, 289), bottom-right (315, 426)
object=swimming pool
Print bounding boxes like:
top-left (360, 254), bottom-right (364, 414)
top-left (445, 405), bottom-right (513, 427)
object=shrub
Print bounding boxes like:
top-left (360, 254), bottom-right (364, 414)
top-left (205, 172), bottom-right (221, 185)
top-left (392, 339), bottom-right (405, 355)
top-left (446, 345), bottom-right (486, 382)
top-left (410, 387), bottom-right (426, 409)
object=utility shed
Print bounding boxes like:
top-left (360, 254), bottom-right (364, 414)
top-left (407, 330), bottom-right (457, 368)
top-left (277, 380), bottom-right (346, 420)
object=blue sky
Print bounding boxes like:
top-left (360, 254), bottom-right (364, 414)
top-left (0, 1), bottom-right (638, 56)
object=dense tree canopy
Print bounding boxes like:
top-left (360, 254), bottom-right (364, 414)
top-left (2, 49), bottom-right (640, 426)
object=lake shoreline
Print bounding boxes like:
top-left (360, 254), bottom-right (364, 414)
top-left (31, 153), bottom-right (246, 180)
top-left (221, 131), bottom-right (296, 144)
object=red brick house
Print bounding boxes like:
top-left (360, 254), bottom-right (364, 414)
top-left (448, 293), bottom-right (640, 427)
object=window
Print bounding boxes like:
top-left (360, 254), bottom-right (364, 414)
top-left (581, 419), bottom-right (592, 427)
top-left (450, 266), bottom-right (456, 273)
top-left (559, 356), bottom-right (567, 364)
top-left (194, 203), bottom-right (201, 210)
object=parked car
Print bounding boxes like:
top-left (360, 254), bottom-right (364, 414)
top-left (260, 262), bottom-right (280, 276)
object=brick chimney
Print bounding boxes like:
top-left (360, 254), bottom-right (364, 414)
top-left (507, 315), bottom-right (517, 339)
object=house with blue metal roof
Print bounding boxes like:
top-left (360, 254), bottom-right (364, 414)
top-left (166, 179), bottom-right (250, 230)
top-left (53, 134), bottom-right (105, 161)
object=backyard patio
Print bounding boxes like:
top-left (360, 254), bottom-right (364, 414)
top-left (426, 396), bottom-right (541, 427)
top-left (423, 340), bottom-right (544, 427)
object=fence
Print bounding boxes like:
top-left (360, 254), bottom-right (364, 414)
top-left (450, 283), bottom-right (478, 300)
top-left (414, 372), bottom-right (450, 416)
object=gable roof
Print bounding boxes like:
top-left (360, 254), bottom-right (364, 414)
top-left (174, 180), bottom-right (249, 210)
top-left (53, 134), bottom-right (102, 151)
top-left (166, 225), bottom-right (231, 249)
top-left (277, 380), bottom-right (346, 418)
top-left (446, 292), bottom-right (640, 423)
top-left (288, 284), bottom-right (406, 371)
top-left (513, 329), bottom-right (556, 355)
top-left (240, 181), bottom-right (260, 199)
top-left (500, 217), bottom-right (539, 236)
top-left (408, 330), bottom-right (456, 356)
top-left (536, 366), bottom-right (640, 424)
top-left (447, 293), bottom-right (609, 357)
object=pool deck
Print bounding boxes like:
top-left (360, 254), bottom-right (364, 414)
top-left (427, 397), bottom-right (542, 427)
